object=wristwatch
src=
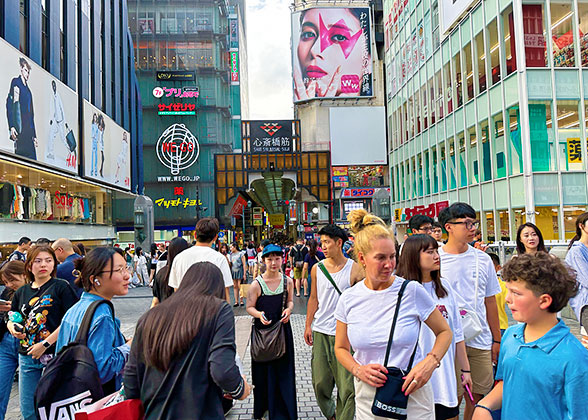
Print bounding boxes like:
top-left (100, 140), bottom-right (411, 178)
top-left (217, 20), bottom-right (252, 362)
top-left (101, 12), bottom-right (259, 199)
top-left (41, 340), bottom-right (51, 349)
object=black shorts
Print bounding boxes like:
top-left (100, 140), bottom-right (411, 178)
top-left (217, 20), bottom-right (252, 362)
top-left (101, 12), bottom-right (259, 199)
top-left (435, 403), bottom-right (459, 420)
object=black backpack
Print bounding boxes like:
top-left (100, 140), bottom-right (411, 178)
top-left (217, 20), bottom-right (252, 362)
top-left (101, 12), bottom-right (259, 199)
top-left (35, 300), bottom-right (115, 420)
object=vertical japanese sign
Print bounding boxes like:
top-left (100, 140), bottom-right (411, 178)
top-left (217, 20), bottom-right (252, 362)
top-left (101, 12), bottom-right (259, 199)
top-left (229, 18), bottom-right (239, 50)
top-left (230, 51), bottom-right (239, 82)
top-left (567, 137), bottom-right (582, 163)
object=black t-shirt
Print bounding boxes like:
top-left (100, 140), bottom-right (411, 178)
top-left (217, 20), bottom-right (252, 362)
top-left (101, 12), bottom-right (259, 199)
top-left (11, 278), bottom-right (79, 355)
top-left (0, 287), bottom-right (13, 338)
top-left (289, 244), bottom-right (308, 262)
top-left (152, 267), bottom-right (173, 304)
top-left (8, 250), bottom-right (26, 262)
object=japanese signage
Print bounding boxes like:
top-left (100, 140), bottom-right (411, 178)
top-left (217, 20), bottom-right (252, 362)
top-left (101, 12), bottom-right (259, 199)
top-left (154, 197), bottom-right (203, 209)
top-left (333, 176), bottom-right (349, 189)
top-left (253, 207), bottom-right (263, 226)
top-left (157, 103), bottom-right (196, 116)
top-left (230, 51), bottom-right (239, 82)
top-left (247, 120), bottom-right (295, 153)
top-left (394, 201), bottom-right (450, 223)
top-left (152, 86), bottom-right (199, 99)
top-left (229, 195), bottom-right (249, 217)
top-left (567, 137), bottom-right (582, 163)
top-left (156, 124), bottom-right (200, 175)
top-left (0, 36), bottom-right (79, 174)
top-left (156, 71), bottom-right (195, 81)
top-left (332, 167), bottom-right (349, 176)
top-left (291, 7), bottom-right (373, 102)
top-left (341, 187), bottom-right (390, 199)
top-left (268, 214), bottom-right (285, 228)
top-left (229, 18), bottom-right (239, 50)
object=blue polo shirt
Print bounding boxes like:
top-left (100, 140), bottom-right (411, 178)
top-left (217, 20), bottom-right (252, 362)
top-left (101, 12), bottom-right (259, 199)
top-left (496, 319), bottom-right (588, 420)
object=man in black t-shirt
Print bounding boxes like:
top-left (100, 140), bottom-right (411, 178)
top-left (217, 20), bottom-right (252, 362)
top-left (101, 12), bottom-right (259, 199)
top-left (8, 237), bottom-right (31, 262)
top-left (289, 238), bottom-right (308, 296)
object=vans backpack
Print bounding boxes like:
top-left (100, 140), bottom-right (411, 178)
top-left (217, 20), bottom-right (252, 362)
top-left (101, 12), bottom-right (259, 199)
top-left (35, 300), bottom-right (115, 420)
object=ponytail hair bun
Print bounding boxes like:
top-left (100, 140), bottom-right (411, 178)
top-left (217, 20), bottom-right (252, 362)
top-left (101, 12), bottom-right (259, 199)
top-left (348, 209), bottom-right (386, 235)
top-left (347, 209), bottom-right (394, 259)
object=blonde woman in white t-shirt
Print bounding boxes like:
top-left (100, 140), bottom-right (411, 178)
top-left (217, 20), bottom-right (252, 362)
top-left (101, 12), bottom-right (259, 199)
top-left (334, 210), bottom-right (453, 420)
top-left (396, 234), bottom-right (473, 420)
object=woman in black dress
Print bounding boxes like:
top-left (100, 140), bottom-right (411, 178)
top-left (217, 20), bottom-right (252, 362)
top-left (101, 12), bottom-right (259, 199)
top-left (246, 244), bottom-right (297, 420)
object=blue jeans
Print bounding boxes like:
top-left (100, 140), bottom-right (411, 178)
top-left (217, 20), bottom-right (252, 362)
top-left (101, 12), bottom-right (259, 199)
top-left (18, 354), bottom-right (44, 420)
top-left (0, 332), bottom-right (19, 420)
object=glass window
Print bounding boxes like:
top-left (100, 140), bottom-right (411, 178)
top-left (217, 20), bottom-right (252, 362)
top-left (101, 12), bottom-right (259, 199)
top-left (448, 137), bottom-right (457, 189)
top-left (469, 126), bottom-right (479, 184)
top-left (507, 105), bottom-right (523, 175)
top-left (453, 51), bottom-right (463, 108)
top-left (564, 206), bottom-right (588, 239)
top-left (415, 90), bottom-right (422, 135)
top-left (493, 112), bottom-right (507, 178)
top-left (440, 143), bottom-right (448, 191)
top-left (535, 207), bottom-right (559, 240)
top-left (480, 119), bottom-right (492, 181)
top-left (420, 84), bottom-right (427, 130)
top-left (486, 211), bottom-right (496, 242)
top-left (464, 43), bottom-right (474, 101)
top-left (475, 31), bottom-right (487, 93)
top-left (19, 0), bottom-right (28, 54)
top-left (444, 62), bottom-right (453, 113)
top-left (408, 96), bottom-right (414, 139)
top-left (424, 149), bottom-right (431, 195)
top-left (428, 77), bottom-right (436, 124)
top-left (432, 146), bottom-right (439, 193)
top-left (522, 2), bottom-right (548, 67)
top-left (557, 100), bottom-right (582, 171)
top-left (432, 1), bottom-right (440, 50)
top-left (488, 19), bottom-right (501, 85)
top-left (502, 5), bottom-right (517, 75)
top-left (436, 70), bottom-right (444, 119)
top-left (411, 157), bottom-right (417, 198)
top-left (529, 101), bottom-right (556, 171)
top-left (417, 153), bottom-right (424, 196)
top-left (458, 132), bottom-right (467, 187)
top-left (579, 1), bottom-right (588, 66)
top-left (551, 2), bottom-right (575, 67)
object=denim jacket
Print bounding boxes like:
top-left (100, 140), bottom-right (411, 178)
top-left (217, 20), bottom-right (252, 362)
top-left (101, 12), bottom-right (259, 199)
top-left (56, 292), bottom-right (130, 389)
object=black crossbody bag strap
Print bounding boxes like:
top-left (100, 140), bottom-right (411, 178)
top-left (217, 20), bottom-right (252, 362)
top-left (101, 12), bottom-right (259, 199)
top-left (318, 261), bottom-right (342, 295)
top-left (281, 274), bottom-right (288, 311)
top-left (74, 300), bottom-right (115, 345)
top-left (383, 280), bottom-right (420, 370)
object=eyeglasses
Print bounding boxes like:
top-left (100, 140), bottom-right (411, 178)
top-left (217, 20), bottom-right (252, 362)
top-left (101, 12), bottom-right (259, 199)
top-left (448, 220), bottom-right (480, 230)
top-left (417, 225), bottom-right (433, 232)
top-left (99, 266), bottom-right (130, 276)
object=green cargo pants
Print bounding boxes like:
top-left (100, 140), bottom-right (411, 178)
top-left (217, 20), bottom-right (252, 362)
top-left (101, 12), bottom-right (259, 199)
top-left (311, 331), bottom-right (355, 420)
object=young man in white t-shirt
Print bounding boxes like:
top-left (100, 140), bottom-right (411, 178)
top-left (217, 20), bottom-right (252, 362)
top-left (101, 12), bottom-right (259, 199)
top-left (438, 203), bottom-right (501, 420)
top-left (168, 217), bottom-right (232, 303)
top-left (304, 225), bottom-right (364, 420)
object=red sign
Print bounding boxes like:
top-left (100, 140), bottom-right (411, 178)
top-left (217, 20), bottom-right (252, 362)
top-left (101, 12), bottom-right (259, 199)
top-left (230, 195), bottom-right (248, 217)
top-left (404, 201), bottom-right (449, 220)
top-left (341, 187), bottom-right (390, 198)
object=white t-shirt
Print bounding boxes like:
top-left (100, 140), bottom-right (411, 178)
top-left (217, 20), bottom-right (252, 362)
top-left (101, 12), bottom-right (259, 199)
top-left (168, 245), bottom-right (233, 289)
top-left (418, 279), bottom-right (464, 408)
top-left (334, 277), bottom-right (436, 369)
top-left (312, 259), bottom-right (354, 336)
top-left (438, 245), bottom-right (501, 350)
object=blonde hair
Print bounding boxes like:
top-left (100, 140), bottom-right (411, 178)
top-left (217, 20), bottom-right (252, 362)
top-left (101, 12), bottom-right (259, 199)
top-left (347, 209), bottom-right (395, 258)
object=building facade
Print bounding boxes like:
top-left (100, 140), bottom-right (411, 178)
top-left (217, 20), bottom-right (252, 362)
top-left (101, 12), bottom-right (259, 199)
top-left (0, 0), bottom-right (143, 254)
top-left (386, 0), bottom-right (588, 241)
top-left (125, 0), bottom-right (247, 242)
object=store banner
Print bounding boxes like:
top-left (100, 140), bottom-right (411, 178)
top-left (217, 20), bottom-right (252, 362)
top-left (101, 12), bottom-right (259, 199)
top-left (156, 71), bottom-right (195, 81)
top-left (291, 7), bottom-right (373, 102)
top-left (230, 52), bottom-right (239, 82)
top-left (0, 37), bottom-right (79, 174)
top-left (567, 137), bottom-right (582, 163)
top-left (230, 195), bottom-right (248, 217)
top-left (247, 120), bottom-right (295, 153)
top-left (82, 100), bottom-right (131, 190)
top-left (229, 18), bottom-right (239, 50)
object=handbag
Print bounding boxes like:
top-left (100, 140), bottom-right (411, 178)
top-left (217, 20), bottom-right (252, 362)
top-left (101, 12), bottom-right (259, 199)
top-left (250, 275), bottom-right (288, 362)
top-left (459, 250), bottom-right (483, 341)
top-left (372, 280), bottom-right (419, 419)
top-left (74, 391), bottom-right (143, 420)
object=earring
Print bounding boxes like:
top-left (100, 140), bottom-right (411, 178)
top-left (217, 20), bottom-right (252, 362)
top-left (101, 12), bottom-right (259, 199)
top-left (94, 279), bottom-right (101, 286)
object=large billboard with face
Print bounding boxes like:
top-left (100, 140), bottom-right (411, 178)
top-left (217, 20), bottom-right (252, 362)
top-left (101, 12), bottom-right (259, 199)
top-left (83, 100), bottom-right (131, 190)
top-left (291, 7), bottom-right (373, 102)
top-left (0, 37), bottom-right (79, 174)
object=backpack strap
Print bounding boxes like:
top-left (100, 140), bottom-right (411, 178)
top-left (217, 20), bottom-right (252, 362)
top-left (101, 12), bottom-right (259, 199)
top-left (74, 300), bottom-right (115, 345)
top-left (318, 261), bottom-right (342, 295)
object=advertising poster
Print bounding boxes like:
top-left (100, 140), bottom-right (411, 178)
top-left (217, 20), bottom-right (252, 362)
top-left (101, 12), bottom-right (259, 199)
top-left (0, 37), bottom-right (79, 174)
top-left (83, 100), bottom-right (131, 190)
top-left (229, 18), bottom-right (239, 50)
top-left (230, 51), bottom-right (239, 82)
top-left (291, 7), bottom-right (373, 102)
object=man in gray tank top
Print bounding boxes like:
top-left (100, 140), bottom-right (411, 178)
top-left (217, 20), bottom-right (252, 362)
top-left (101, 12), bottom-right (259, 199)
top-left (304, 225), bottom-right (364, 420)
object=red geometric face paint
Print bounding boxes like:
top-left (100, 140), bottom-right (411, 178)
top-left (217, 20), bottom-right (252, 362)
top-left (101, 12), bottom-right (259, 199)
top-left (319, 14), bottom-right (362, 59)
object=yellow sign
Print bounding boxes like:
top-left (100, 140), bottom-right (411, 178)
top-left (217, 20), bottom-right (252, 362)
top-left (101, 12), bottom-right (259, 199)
top-left (567, 138), bottom-right (582, 163)
top-left (268, 214), bottom-right (285, 226)
top-left (394, 208), bottom-right (404, 223)
top-left (154, 198), bottom-right (203, 208)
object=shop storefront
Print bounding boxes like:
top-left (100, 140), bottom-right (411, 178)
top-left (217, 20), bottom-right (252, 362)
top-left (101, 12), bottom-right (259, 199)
top-left (385, 0), bottom-right (588, 242)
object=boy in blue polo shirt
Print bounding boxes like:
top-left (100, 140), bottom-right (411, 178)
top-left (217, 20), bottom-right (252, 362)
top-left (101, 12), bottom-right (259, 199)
top-left (473, 252), bottom-right (588, 420)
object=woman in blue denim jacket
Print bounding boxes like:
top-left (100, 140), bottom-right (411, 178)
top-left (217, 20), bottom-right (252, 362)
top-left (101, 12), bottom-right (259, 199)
top-left (56, 247), bottom-right (132, 393)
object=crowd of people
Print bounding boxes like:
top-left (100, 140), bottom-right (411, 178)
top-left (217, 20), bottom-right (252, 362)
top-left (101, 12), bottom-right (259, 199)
top-left (0, 202), bottom-right (587, 419)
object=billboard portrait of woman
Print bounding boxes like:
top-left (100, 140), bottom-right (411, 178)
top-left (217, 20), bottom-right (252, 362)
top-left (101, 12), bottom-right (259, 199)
top-left (292, 7), bottom-right (373, 102)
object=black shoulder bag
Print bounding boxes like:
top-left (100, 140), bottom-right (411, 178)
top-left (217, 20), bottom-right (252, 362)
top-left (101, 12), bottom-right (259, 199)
top-left (250, 275), bottom-right (288, 362)
top-left (371, 279), bottom-right (420, 419)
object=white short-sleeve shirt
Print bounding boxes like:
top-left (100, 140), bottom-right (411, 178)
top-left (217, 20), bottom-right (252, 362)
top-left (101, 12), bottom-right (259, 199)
top-left (334, 277), bottom-right (436, 370)
top-left (438, 245), bottom-right (501, 350)
top-left (168, 245), bottom-right (233, 289)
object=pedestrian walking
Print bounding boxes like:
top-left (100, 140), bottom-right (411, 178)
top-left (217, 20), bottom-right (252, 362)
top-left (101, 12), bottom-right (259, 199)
top-left (564, 211), bottom-right (588, 348)
top-left (334, 210), bottom-right (452, 420)
top-left (8, 237), bottom-right (31, 262)
top-left (431, 222), bottom-right (444, 246)
top-left (399, 215), bottom-right (433, 255)
top-left (151, 237), bottom-right (189, 308)
top-left (0, 261), bottom-right (26, 420)
top-left (124, 262), bottom-right (251, 419)
top-left (246, 242), bottom-right (258, 279)
top-left (7, 245), bottom-right (78, 420)
top-left (289, 238), bottom-right (308, 297)
top-left (133, 247), bottom-right (149, 287)
top-left (168, 218), bottom-right (232, 303)
top-left (246, 244), bottom-right (297, 420)
top-left (473, 253), bottom-right (588, 420)
top-left (396, 234), bottom-right (472, 420)
top-left (304, 225), bottom-right (363, 420)
top-left (56, 247), bottom-right (132, 392)
top-left (301, 239), bottom-right (324, 297)
top-left (515, 223), bottom-right (547, 256)
top-left (438, 203), bottom-right (501, 420)
top-left (229, 242), bottom-right (247, 307)
top-left (52, 238), bottom-right (83, 297)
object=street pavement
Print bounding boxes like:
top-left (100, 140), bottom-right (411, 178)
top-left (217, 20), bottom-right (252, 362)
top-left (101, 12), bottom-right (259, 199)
top-left (4, 286), bottom-right (583, 420)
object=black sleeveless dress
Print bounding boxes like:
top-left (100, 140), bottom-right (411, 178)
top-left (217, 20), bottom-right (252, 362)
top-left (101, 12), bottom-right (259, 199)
top-left (251, 277), bottom-right (297, 419)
